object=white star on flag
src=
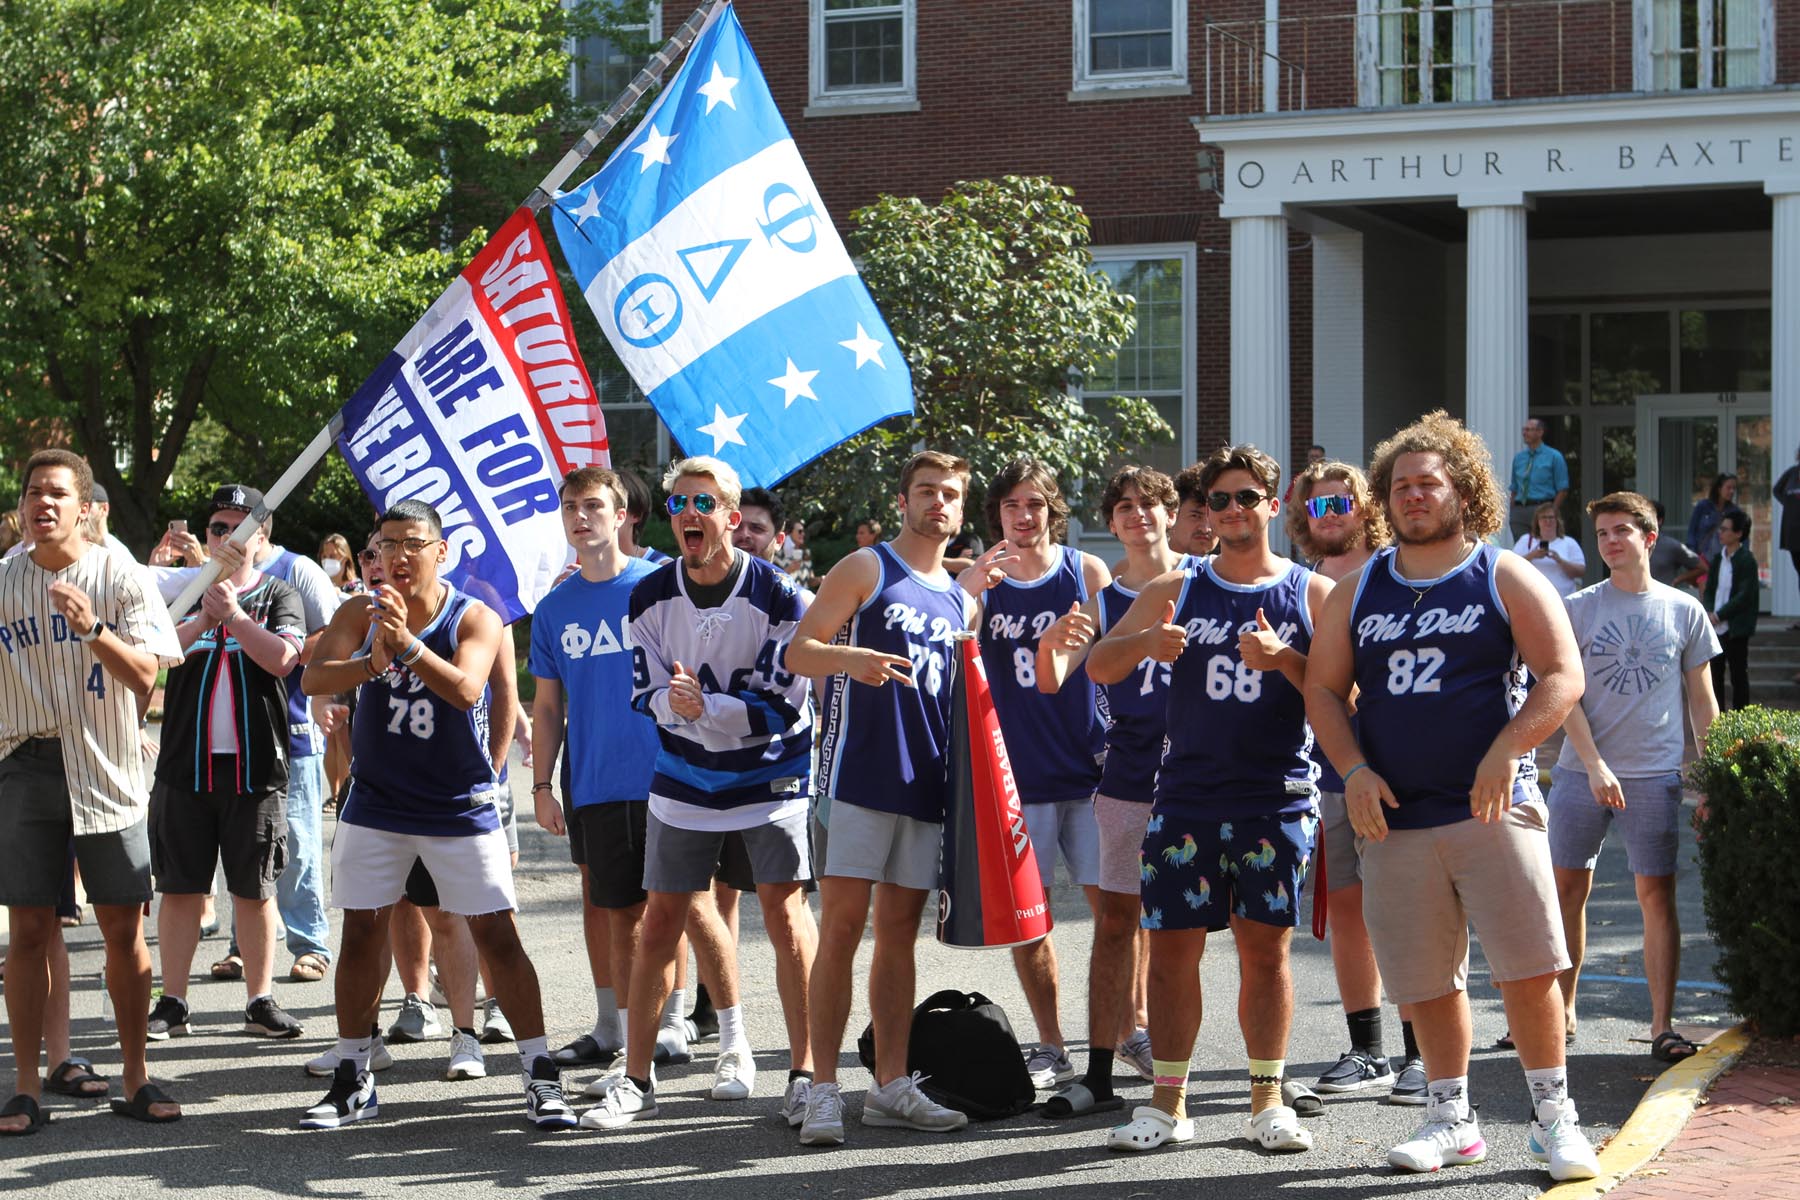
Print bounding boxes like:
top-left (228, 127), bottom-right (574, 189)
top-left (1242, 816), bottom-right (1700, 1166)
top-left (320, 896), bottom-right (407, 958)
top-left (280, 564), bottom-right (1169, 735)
top-left (632, 125), bottom-right (677, 173)
top-left (696, 404), bottom-right (748, 451)
top-left (838, 324), bottom-right (886, 369)
top-left (697, 63), bottom-right (739, 113)
top-left (768, 358), bottom-right (820, 408)
top-left (568, 189), bottom-right (603, 224)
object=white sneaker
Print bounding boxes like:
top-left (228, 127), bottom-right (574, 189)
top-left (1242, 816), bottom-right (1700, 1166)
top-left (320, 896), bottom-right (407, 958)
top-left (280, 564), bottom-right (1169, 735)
top-left (582, 1058), bottom-right (628, 1099)
top-left (1024, 1044), bottom-right (1076, 1090)
top-left (1388, 1107), bottom-right (1488, 1172)
top-left (710, 1048), bottom-right (756, 1101)
top-left (780, 1076), bottom-right (813, 1128)
top-left (446, 1029), bottom-right (486, 1080)
top-left (862, 1072), bottom-right (969, 1132)
top-left (1245, 1104), bottom-right (1313, 1152)
top-left (798, 1081), bottom-right (845, 1146)
top-left (580, 1076), bottom-right (657, 1130)
top-left (1529, 1097), bottom-right (1601, 1181)
top-left (305, 1038), bottom-right (394, 1077)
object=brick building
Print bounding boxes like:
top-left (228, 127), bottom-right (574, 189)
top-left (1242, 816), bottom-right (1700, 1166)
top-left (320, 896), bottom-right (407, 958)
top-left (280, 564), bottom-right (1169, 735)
top-left (585, 1), bottom-right (1799, 614)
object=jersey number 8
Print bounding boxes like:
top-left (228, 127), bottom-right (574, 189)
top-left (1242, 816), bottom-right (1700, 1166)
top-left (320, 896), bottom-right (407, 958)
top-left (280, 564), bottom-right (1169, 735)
top-left (1385, 647), bottom-right (1446, 695)
top-left (386, 696), bottom-right (436, 739)
top-left (1204, 654), bottom-right (1262, 702)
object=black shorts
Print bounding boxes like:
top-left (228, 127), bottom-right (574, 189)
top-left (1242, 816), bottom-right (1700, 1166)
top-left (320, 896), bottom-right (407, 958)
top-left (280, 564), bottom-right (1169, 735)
top-left (56, 844), bottom-right (78, 920)
top-left (569, 801), bottom-right (649, 910)
top-left (404, 857), bottom-right (439, 907)
top-left (0, 739), bottom-right (153, 909)
top-left (716, 830), bottom-right (756, 893)
top-left (150, 765), bottom-right (288, 900)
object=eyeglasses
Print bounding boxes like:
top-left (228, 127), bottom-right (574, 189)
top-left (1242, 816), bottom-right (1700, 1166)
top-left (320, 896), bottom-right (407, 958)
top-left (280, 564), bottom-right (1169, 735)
top-left (666, 493), bottom-right (719, 516)
top-left (207, 521), bottom-right (238, 538)
top-left (1304, 495), bottom-right (1356, 519)
top-left (1206, 489), bottom-right (1269, 513)
top-left (358, 549), bottom-right (381, 563)
top-left (376, 537), bottom-right (437, 555)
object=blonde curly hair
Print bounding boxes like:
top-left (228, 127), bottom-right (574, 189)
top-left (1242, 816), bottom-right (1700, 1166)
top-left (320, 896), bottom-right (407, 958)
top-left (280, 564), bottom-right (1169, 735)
top-left (1367, 410), bottom-right (1506, 541)
top-left (1285, 461), bottom-right (1391, 559)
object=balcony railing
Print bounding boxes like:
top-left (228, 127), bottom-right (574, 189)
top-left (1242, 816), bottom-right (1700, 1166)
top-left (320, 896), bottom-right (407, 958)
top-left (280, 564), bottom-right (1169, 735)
top-left (1202, 0), bottom-right (1631, 117)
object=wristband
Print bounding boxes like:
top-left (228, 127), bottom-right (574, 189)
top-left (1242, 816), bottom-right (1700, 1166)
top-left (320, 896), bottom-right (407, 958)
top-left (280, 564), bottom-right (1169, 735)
top-left (400, 637), bottom-right (425, 666)
top-left (361, 654), bottom-right (382, 679)
top-left (1342, 762), bottom-right (1370, 785)
top-left (531, 782), bottom-right (554, 793)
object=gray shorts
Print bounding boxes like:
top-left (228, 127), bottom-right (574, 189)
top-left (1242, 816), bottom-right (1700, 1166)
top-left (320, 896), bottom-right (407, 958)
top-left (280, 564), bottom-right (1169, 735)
top-left (643, 808), bottom-right (812, 894)
top-left (1318, 790), bottom-right (1363, 894)
top-left (1093, 793), bottom-right (1152, 896)
top-left (821, 796), bottom-right (940, 891)
top-left (1547, 768), bottom-right (1684, 878)
top-left (0, 739), bottom-right (153, 908)
top-left (1022, 799), bottom-right (1100, 889)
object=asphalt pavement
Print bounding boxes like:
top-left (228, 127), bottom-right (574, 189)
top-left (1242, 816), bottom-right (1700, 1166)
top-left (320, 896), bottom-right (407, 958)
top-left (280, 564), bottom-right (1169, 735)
top-left (2, 762), bottom-right (1729, 1199)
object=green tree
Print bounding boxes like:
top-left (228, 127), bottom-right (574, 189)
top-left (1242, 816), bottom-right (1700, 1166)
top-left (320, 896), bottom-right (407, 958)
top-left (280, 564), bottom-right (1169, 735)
top-left (0, 0), bottom-right (580, 546)
top-left (787, 175), bottom-right (1170, 530)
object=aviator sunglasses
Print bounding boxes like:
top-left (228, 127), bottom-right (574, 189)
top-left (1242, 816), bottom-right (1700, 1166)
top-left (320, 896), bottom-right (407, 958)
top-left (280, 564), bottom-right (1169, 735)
top-left (1304, 494), bottom-right (1356, 519)
top-left (1206, 488), bottom-right (1270, 512)
top-left (666, 493), bottom-right (720, 516)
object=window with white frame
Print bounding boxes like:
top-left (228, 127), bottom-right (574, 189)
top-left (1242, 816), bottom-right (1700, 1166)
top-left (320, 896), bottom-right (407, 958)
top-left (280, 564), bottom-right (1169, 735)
top-left (808, 0), bottom-right (917, 114)
top-left (596, 369), bottom-right (673, 473)
top-left (1079, 247), bottom-right (1195, 533)
top-left (569, 2), bottom-right (660, 108)
top-left (1356, 0), bottom-right (1492, 106)
top-left (1637, 0), bottom-right (1774, 91)
top-left (1073, 0), bottom-right (1187, 94)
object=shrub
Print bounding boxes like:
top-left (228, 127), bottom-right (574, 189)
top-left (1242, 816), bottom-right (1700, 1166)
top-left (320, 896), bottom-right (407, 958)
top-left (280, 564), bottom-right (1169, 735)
top-left (1688, 705), bottom-right (1800, 1036)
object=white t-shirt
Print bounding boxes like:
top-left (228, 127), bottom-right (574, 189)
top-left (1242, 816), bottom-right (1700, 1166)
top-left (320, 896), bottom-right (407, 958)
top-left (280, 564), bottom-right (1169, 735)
top-left (1512, 533), bottom-right (1586, 598)
top-left (1714, 553), bottom-right (1734, 615)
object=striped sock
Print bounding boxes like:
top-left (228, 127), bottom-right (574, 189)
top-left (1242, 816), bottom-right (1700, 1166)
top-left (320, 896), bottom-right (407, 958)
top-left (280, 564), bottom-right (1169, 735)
top-left (1249, 1057), bottom-right (1285, 1114)
top-left (1151, 1058), bottom-right (1188, 1120)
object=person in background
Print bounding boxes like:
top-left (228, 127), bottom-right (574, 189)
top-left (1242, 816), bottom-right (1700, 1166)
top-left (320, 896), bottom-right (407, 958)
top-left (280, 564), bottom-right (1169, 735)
top-left (617, 469), bottom-right (673, 566)
top-left (1171, 464), bottom-right (1220, 558)
top-left (1702, 510), bottom-right (1758, 711)
top-left (1513, 503), bottom-right (1586, 598)
top-left (1509, 419), bottom-right (1570, 542)
top-left (1685, 474), bottom-right (1741, 568)
top-left (1774, 444), bottom-right (1800, 641)
top-left (0, 509), bottom-right (25, 556)
top-left (318, 535), bottom-right (361, 595)
top-left (854, 519), bottom-right (882, 550)
top-left (943, 528), bottom-right (983, 576)
top-left (1647, 502), bottom-right (1705, 592)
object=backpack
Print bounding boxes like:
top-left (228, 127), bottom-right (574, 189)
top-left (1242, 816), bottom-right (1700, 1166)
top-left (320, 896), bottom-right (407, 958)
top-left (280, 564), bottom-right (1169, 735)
top-left (857, 989), bottom-right (1036, 1120)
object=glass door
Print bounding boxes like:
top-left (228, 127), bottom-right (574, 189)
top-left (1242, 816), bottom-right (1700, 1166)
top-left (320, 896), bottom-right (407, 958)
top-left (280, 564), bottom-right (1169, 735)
top-left (1636, 393), bottom-right (1773, 609)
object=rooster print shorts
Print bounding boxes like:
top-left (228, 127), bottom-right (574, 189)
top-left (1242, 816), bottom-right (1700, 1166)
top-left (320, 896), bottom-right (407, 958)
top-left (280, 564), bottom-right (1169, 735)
top-left (1138, 809), bottom-right (1315, 933)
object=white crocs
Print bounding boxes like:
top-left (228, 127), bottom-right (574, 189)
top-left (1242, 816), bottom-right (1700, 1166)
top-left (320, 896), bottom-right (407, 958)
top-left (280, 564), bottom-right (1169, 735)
top-left (1245, 1104), bottom-right (1313, 1152)
top-left (1106, 1105), bottom-right (1195, 1152)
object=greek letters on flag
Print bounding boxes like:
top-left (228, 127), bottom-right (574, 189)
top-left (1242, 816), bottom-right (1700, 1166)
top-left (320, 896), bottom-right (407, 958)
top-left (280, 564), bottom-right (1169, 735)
top-left (550, 2), bottom-right (913, 488)
top-left (336, 207), bottom-right (606, 622)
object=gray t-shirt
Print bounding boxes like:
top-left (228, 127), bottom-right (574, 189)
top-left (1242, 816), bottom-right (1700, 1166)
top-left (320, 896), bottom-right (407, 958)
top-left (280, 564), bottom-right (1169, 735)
top-left (1562, 579), bottom-right (1720, 778)
top-left (1648, 535), bottom-right (1702, 588)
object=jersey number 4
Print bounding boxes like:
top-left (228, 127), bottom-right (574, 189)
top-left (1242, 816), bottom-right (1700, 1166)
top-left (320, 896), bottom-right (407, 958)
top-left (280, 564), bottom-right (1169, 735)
top-left (86, 664), bottom-right (105, 701)
top-left (1385, 647), bottom-right (1446, 695)
top-left (387, 697), bottom-right (436, 738)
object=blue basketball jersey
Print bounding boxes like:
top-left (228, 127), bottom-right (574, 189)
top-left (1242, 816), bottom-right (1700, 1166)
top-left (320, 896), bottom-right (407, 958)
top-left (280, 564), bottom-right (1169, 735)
top-left (978, 545), bottom-right (1106, 806)
top-left (818, 544), bottom-right (975, 822)
top-left (343, 583), bottom-right (501, 837)
top-left (1350, 543), bottom-right (1534, 829)
top-left (1094, 558), bottom-right (1198, 803)
top-left (1155, 559), bottom-right (1318, 821)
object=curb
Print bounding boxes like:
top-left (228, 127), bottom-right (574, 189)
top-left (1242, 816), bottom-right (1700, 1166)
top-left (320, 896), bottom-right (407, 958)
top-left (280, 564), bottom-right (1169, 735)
top-left (1541, 1023), bottom-right (1751, 1198)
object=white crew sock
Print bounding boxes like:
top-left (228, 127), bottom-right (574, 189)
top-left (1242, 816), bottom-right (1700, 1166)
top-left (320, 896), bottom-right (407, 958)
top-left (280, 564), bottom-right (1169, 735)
top-left (660, 988), bottom-right (687, 1030)
top-left (616, 1009), bottom-right (630, 1043)
top-left (1427, 1075), bottom-right (1471, 1123)
top-left (337, 1036), bottom-right (372, 1073)
top-left (1525, 1065), bottom-right (1569, 1113)
top-left (518, 1034), bottom-right (550, 1079)
top-left (717, 1004), bottom-right (747, 1055)
top-left (593, 987), bottom-right (621, 1042)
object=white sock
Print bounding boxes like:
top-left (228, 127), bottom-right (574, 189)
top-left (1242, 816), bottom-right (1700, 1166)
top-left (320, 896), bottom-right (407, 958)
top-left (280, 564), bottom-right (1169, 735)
top-left (717, 1004), bottom-right (747, 1055)
top-left (1525, 1066), bottom-right (1569, 1113)
top-left (1427, 1076), bottom-right (1470, 1123)
top-left (517, 1034), bottom-right (549, 1078)
top-left (247, 992), bottom-right (273, 1007)
top-left (616, 1009), bottom-right (630, 1043)
top-left (593, 987), bottom-right (620, 1042)
top-left (660, 988), bottom-right (687, 1030)
top-left (337, 1036), bottom-right (372, 1073)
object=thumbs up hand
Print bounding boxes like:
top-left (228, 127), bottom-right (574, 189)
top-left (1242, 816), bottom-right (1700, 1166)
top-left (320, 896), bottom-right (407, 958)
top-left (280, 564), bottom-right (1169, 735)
top-left (1238, 606), bottom-right (1288, 671)
top-left (1043, 600), bottom-right (1097, 655)
top-left (1144, 598), bottom-right (1188, 663)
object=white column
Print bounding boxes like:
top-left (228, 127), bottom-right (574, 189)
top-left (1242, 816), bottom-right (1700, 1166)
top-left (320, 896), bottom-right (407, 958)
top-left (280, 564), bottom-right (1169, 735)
top-left (1460, 195), bottom-right (1530, 479)
top-left (1311, 224), bottom-right (1365, 465)
top-left (1771, 183), bottom-right (1800, 618)
top-left (1229, 212), bottom-right (1291, 484)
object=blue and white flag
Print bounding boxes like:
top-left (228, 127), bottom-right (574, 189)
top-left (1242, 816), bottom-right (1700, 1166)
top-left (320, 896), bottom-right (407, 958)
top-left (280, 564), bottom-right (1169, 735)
top-left (550, 2), bottom-right (912, 487)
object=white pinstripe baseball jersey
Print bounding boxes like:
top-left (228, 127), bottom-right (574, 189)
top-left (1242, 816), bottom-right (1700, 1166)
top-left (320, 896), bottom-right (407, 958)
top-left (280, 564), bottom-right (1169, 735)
top-left (0, 542), bottom-right (181, 834)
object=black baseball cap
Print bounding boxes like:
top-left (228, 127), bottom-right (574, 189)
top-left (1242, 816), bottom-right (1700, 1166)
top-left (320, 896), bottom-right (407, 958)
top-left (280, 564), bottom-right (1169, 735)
top-left (208, 483), bottom-right (265, 521)
top-left (91, 483), bottom-right (109, 505)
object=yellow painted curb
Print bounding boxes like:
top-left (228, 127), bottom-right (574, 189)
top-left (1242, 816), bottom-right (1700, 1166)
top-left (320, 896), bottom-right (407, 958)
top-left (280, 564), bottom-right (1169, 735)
top-left (1540, 1023), bottom-right (1752, 1198)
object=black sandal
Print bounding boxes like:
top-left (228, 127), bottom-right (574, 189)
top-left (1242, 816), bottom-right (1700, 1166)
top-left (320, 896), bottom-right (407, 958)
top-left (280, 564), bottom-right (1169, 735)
top-left (44, 1058), bottom-right (109, 1099)
top-left (0, 1094), bottom-right (50, 1136)
top-left (553, 1034), bottom-right (615, 1066)
top-left (1651, 1030), bottom-right (1701, 1063)
top-left (109, 1083), bottom-right (181, 1123)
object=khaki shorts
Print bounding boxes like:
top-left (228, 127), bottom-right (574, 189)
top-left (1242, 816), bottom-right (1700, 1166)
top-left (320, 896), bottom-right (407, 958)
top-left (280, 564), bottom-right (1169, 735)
top-left (1358, 799), bottom-right (1570, 1006)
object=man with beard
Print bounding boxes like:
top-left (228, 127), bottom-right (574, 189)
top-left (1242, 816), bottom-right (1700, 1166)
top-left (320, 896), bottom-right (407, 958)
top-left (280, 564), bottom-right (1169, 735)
top-left (1088, 444), bottom-right (1327, 1156)
top-left (1284, 463), bottom-right (1423, 1104)
top-left (1304, 411), bottom-right (1599, 1181)
top-left (785, 451), bottom-right (980, 1146)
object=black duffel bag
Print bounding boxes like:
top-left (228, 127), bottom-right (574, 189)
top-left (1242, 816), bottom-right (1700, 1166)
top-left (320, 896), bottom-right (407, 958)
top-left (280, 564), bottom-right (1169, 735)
top-left (857, 989), bottom-right (1035, 1121)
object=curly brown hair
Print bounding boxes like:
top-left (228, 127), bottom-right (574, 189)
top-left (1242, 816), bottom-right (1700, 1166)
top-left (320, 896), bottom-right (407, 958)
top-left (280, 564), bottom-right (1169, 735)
top-left (1099, 465), bottom-right (1178, 527)
top-left (1367, 410), bottom-right (1506, 541)
top-left (985, 458), bottom-right (1070, 544)
top-left (1284, 461), bottom-right (1391, 559)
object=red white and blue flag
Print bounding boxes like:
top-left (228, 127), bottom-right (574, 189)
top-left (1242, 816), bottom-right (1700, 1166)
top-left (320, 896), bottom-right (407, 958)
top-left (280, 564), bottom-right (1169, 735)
top-left (336, 207), bottom-right (605, 622)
